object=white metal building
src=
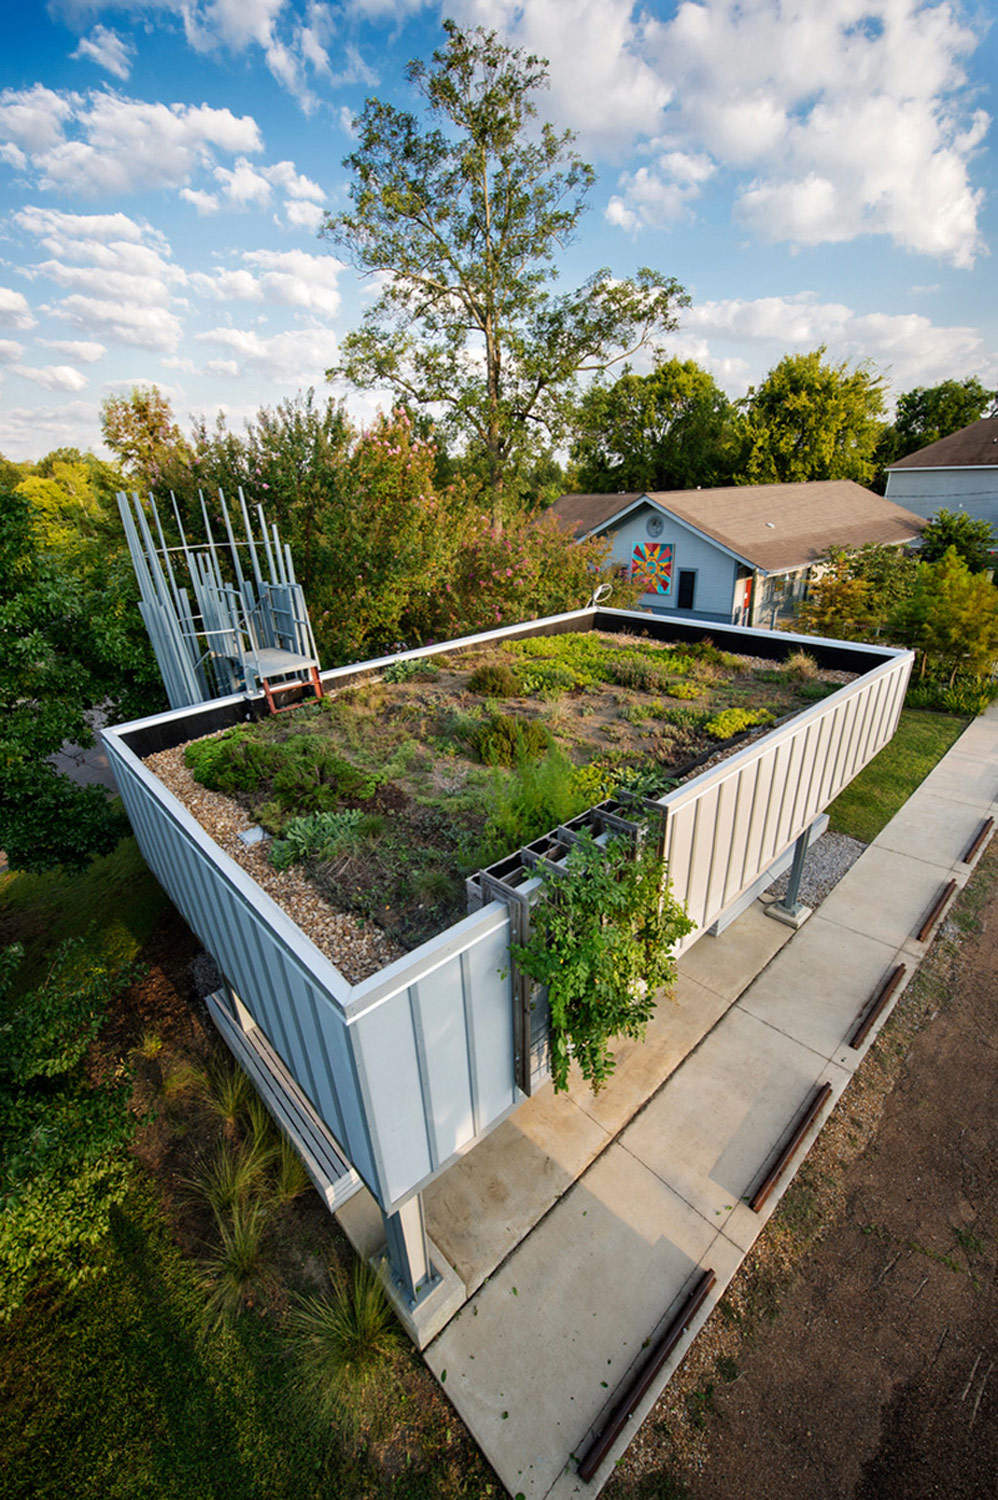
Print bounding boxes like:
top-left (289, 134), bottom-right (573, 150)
top-left (885, 415), bottom-right (998, 529)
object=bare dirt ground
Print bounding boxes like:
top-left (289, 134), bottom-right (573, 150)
top-left (607, 841), bottom-right (998, 1500)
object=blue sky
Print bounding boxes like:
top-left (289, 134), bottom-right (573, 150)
top-left (1, 0), bottom-right (995, 463)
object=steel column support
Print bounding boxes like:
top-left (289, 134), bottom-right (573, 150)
top-left (383, 1196), bottom-right (434, 1306)
top-left (781, 828), bottom-right (810, 915)
top-left (766, 823), bottom-right (814, 929)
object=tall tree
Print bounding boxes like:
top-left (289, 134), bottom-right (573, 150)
top-left (895, 376), bottom-right (994, 453)
top-left (0, 489), bottom-right (162, 874)
top-left (739, 347), bottom-right (886, 487)
top-left (101, 385), bottom-right (193, 492)
top-left (872, 376), bottom-right (996, 490)
top-left (245, 391), bottom-right (351, 591)
top-left (570, 358), bottom-right (738, 493)
top-left (322, 21), bottom-right (688, 513)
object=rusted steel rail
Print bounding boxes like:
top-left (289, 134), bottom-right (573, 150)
top-left (575, 1268), bottom-right (717, 1484)
top-left (848, 964), bottom-right (907, 1050)
top-left (961, 817), bottom-right (994, 865)
top-left (749, 1081), bottom-right (833, 1213)
top-left (915, 879), bottom-right (957, 942)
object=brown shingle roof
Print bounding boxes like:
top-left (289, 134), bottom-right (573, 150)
top-left (551, 480), bottom-right (924, 573)
top-left (888, 415), bottom-right (998, 470)
top-left (547, 492), bottom-right (643, 539)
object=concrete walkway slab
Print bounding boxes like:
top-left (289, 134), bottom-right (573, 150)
top-left (872, 790), bottom-right (988, 864)
top-left (674, 898), bottom-right (792, 999)
top-left (425, 1144), bottom-right (743, 1499)
top-left (936, 716), bottom-right (998, 760)
top-left (735, 915), bottom-right (901, 1068)
top-left (918, 750), bottom-right (998, 807)
top-left (816, 843), bottom-right (956, 948)
top-left (425, 1089), bottom-right (610, 1295)
top-left (565, 976), bottom-right (732, 1136)
top-left (422, 706), bottom-right (998, 1499)
top-left (621, 1007), bottom-right (841, 1244)
top-left (425, 942), bottom-right (778, 1291)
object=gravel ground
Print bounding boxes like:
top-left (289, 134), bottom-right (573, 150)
top-left (144, 741), bottom-right (404, 985)
top-left (766, 829), bottom-right (867, 907)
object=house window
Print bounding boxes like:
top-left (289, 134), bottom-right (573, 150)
top-left (677, 570), bottom-right (696, 609)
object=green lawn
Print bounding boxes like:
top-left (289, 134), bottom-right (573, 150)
top-left (827, 708), bottom-right (969, 844)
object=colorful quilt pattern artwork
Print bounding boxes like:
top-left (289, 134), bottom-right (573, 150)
top-left (632, 542), bottom-right (674, 594)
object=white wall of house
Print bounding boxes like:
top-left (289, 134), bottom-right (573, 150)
top-left (886, 467), bottom-right (998, 528)
top-left (597, 502), bottom-right (742, 622)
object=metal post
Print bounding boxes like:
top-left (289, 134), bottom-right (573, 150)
top-left (766, 826), bottom-right (813, 929)
top-left (382, 1196), bottom-right (435, 1306)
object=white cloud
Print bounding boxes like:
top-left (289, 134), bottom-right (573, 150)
top-left (606, 151), bottom-right (716, 230)
top-left (192, 267), bottom-right (264, 302)
top-left (195, 322), bottom-right (336, 379)
top-left (197, 155), bottom-right (326, 226)
top-left (203, 357), bottom-right (242, 377)
top-left (0, 87), bottom-right (262, 198)
top-left (451, 0), bottom-right (669, 156)
top-left (0, 287), bottom-right (37, 331)
top-left (263, 158), bottom-right (323, 202)
top-left (0, 339), bottom-right (23, 363)
top-left (213, 157), bottom-right (274, 208)
top-left (71, 25), bottom-right (135, 80)
top-left (0, 399), bottom-right (102, 462)
top-left (162, 354), bottom-right (199, 374)
top-left (283, 198), bottom-right (324, 231)
top-left (13, 362), bottom-right (90, 392)
top-left (39, 338), bottom-right (107, 362)
top-left (600, 0), bottom-right (991, 266)
top-left (0, 85), bottom-right (74, 154)
top-left (16, 206), bottom-right (186, 352)
top-left (243, 249), bottom-right (343, 314)
top-left (681, 291), bottom-right (996, 397)
top-left (47, 294), bottom-right (184, 352)
top-left (193, 249), bottom-right (344, 315)
top-left (180, 0), bottom-right (353, 112)
top-left (14, 204), bottom-right (154, 252)
top-left (180, 188), bottom-right (221, 215)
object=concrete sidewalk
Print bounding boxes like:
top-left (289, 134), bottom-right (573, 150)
top-left (423, 707), bottom-right (998, 1499)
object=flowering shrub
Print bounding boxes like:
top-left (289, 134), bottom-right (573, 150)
top-left (311, 410), bottom-right (636, 664)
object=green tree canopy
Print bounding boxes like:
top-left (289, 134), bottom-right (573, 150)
top-left (307, 409), bottom-right (626, 663)
top-left (739, 347), bottom-right (886, 486)
top-left (322, 21), bottom-right (688, 511)
top-left (0, 941), bottom-right (138, 1319)
top-left (569, 358), bottom-right (738, 493)
top-left (890, 547), bottom-right (998, 686)
top-left (895, 377), bottom-right (994, 453)
top-left (0, 489), bottom-right (162, 874)
top-left (918, 508), bottom-right (995, 572)
top-left (793, 542), bottom-right (919, 642)
top-left (101, 385), bottom-right (193, 490)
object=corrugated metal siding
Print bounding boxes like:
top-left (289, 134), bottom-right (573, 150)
top-left (105, 736), bottom-right (518, 1214)
top-left (662, 650), bottom-right (910, 947)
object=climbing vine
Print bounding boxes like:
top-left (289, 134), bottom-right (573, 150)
top-left (512, 831), bottom-right (694, 1094)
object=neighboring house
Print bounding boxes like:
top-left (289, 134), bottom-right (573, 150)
top-left (550, 480), bottom-right (924, 626)
top-left (885, 415), bottom-right (998, 529)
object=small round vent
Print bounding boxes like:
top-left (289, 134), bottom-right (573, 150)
top-left (646, 513), bottom-right (664, 538)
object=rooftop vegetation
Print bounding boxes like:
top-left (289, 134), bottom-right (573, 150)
top-left (180, 630), bottom-right (851, 951)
